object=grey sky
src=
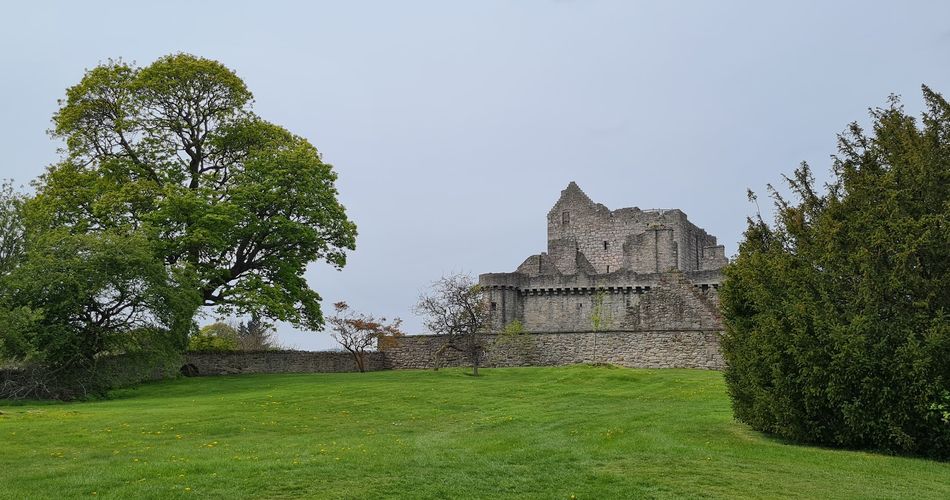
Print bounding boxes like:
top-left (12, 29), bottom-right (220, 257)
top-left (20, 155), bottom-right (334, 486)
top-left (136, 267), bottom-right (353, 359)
top-left (2, 1), bottom-right (949, 350)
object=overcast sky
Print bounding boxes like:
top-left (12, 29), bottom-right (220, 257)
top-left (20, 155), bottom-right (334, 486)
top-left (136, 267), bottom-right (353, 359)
top-left (2, 1), bottom-right (949, 349)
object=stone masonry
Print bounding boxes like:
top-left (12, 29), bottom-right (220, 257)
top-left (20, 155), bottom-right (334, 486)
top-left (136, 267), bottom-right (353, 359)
top-left (183, 351), bottom-right (386, 376)
top-left (380, 330), bottom-right (724, 370)
top-left (381, 182), bottom-right (728, 370)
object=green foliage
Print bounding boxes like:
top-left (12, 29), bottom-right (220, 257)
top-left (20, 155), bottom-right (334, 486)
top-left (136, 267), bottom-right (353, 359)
top-left (0, 305), bottom-right (43, 365)
top-left (589, 290), bottom-right (614, 363)
top-left (0, 230), bottom-right (199, 397)
top-left (31, 53), bottom-right (356, 330)
top-left (2, 53), bottom-right (353, 394)
top-left (0, 180), bottom-right (25, 276)
top-left (720, 86), bottom-right (950, 458)
top-left (590, 289), bottom-right (611, 332)
top-left (502, 319), bottom-right (524, 336)
top-left (494, 319), bottom-right (532, 356)
top-left (188, 322), bottom-right (240, 352)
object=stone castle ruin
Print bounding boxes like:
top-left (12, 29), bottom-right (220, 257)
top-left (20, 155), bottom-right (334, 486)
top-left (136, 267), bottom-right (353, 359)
top-left (481, 181), bottom-right (726, 333)
top-left (380, 182), bottom-right (728, 370)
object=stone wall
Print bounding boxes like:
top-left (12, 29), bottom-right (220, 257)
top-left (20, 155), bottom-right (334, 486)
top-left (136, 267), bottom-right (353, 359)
top-left (483, 270), bottom-right (722, 333)
top-left (182, 325), bottom-right (725, 377)
top-left (183, 351), bottom-right (386, 376)
top-left (380, 330), bottom-right (724, 370)
top-left (180, 328), bottom-right (724, 377)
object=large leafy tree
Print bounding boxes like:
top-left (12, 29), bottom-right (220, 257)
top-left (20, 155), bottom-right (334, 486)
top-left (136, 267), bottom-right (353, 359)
top-left (30, 54), bottom-right (356, 330)
top-left (720, 86), bottom-right (950, 457)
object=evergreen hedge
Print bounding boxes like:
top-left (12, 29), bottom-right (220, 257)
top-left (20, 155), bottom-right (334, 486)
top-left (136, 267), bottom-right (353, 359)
top-left (720, 87), bottom-right (950, 458)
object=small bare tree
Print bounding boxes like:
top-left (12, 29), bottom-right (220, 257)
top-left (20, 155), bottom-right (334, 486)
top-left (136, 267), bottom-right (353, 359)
top-left (414, 273), bottom-right (492, 376)
top-left (327, 302), bottom-right (404, 372)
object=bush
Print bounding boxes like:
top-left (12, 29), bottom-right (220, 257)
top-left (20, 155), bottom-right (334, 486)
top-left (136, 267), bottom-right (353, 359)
top-left (188, 322), bottom-right (240, 352)
top-left (720, 87), bottom-right (950, 458)
top-left (0, 231), bottom-right (198, 399)
top-left (0, 351), bottom-right (182, 400)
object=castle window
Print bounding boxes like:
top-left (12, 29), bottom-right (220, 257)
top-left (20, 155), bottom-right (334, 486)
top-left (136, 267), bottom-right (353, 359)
top-left (603, 240), bottom-right (608, 250)
top-left (490, 302), bottom-right (497, 311)
top-left (562, 211), bottom-right (570, 224)
top-left (577, 303), bottom-right (583, 310)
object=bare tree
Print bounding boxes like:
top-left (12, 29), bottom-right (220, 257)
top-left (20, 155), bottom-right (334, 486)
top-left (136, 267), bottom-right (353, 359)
top-left (327, 302), bottom-right (404, 372)
top-left (414, 273), bottom-right (492, 376)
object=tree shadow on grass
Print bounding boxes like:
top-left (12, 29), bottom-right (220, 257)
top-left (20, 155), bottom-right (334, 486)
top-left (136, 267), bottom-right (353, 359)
top-left (729, 420), bottom-right (949, 463)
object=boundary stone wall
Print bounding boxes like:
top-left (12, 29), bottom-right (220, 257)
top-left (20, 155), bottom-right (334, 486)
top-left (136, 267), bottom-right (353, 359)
top-left (380, 330), bottom-right (724, 370)
top-left (181, 328), bottom-right (725, 377)
top-left (183, 351), bottom-right (386, 376)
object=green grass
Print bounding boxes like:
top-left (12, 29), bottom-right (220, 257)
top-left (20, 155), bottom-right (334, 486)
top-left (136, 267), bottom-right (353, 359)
top-left (0, 366), bottom-right (946, 499)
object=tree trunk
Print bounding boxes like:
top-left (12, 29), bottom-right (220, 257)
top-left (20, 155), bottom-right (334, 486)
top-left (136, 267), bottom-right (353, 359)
top-left (345, 347), bottom-right (364, 373)
top-left (433, 343), bottom-right (448, 371)
top-left (593, 332), bottom-right (597, 364)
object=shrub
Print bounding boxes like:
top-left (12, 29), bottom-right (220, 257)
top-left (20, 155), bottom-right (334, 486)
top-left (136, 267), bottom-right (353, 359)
top-left (720, 87), bottom-right (950, 458)
top-left (0, 231), bottom-right (198, 399)
top-left (188, 322), bottom-right (240, 352)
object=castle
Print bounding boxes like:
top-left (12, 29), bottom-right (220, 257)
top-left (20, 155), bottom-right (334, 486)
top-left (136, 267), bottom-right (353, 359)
top-left (379, 182), bottom-right (727, 370)
top-left (480, 182), bottom-right (727, 334)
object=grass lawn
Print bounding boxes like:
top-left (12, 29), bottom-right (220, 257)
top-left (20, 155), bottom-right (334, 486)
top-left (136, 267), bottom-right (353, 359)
top-left (0, 366), bottom-right (947, 499)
